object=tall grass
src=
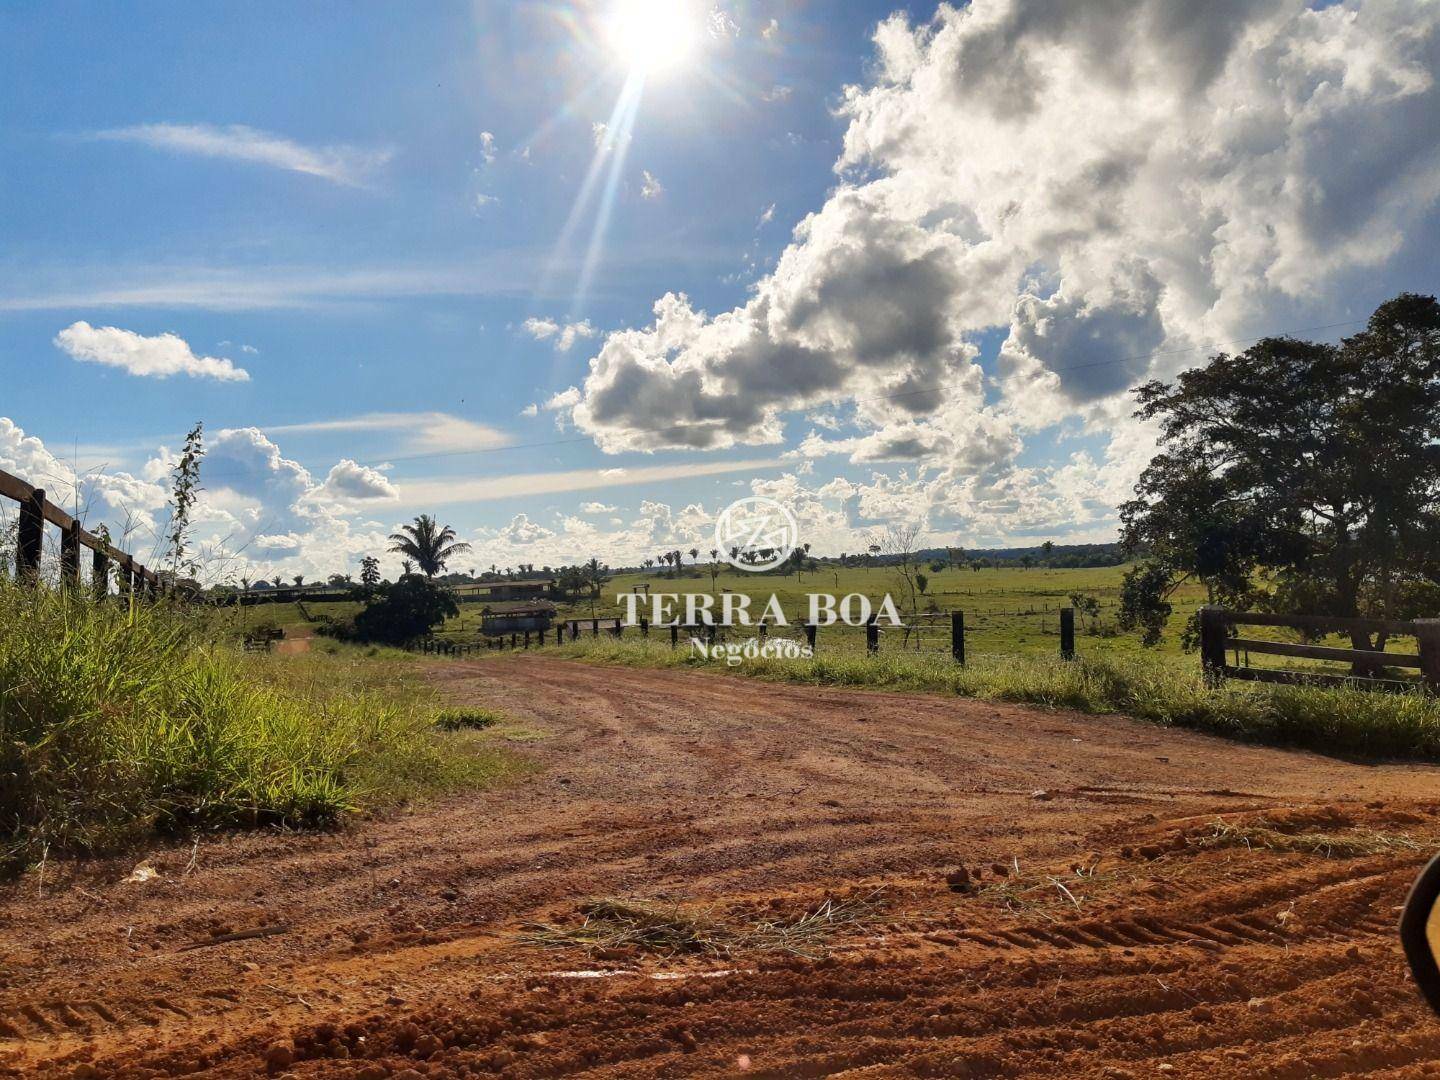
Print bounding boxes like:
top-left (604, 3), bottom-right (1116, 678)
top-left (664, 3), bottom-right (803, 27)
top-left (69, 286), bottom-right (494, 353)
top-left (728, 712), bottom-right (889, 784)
top-left (0, 581), bottom-right (515, 868)
top-left (539, 636), bottom-right (1440, 761)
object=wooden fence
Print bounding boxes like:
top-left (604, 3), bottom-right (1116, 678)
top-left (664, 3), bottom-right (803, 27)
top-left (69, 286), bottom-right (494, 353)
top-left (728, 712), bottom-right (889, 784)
top-left (1198, 607), bottom-right (1440, 693)
top-left (0, 466), bottom-right (159, 596)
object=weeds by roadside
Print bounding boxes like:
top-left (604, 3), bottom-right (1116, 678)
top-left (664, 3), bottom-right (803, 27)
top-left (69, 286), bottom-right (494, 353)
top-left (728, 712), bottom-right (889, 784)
top-left (0, 581), bottom-right (519, 871)
top-left (528, 636), bottom-right (1440, 761)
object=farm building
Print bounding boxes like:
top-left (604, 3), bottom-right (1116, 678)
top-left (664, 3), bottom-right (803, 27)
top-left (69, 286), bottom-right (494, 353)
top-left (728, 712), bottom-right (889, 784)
top-left (455, 577), bottom-right (555, 603)
top-left (480, 601), bottom-right (558, 637)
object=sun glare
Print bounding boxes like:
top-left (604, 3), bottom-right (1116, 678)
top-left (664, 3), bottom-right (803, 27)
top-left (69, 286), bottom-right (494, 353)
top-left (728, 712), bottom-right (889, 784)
top-left (605, 0), bottom-right (699, 75)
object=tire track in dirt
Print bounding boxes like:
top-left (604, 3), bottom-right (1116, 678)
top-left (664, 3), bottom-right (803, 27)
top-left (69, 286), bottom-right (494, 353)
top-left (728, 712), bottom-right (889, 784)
top-left (3, 656), bottom-right (1440, 1077)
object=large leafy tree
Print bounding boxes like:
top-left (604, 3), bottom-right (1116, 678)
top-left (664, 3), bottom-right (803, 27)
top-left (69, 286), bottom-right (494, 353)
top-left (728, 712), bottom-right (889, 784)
top-left (387, 514), bottom-right (473, 578)
top-left (350, 576), bottom-right (459, 645)
top-left (1119, 294), bottom-right (1440, 656)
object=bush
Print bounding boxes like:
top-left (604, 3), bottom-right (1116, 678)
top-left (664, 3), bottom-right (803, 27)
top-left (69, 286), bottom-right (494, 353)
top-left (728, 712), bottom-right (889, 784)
top-left (347, 576), bottom-right (459, 645)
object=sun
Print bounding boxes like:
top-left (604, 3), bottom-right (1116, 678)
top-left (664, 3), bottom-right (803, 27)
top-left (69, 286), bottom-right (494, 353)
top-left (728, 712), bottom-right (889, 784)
top-left (604, 0), bottom-right (700, 75)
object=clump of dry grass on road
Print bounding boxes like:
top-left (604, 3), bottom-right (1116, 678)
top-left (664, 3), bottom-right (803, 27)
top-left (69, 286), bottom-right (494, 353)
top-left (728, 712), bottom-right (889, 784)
top-left (524, 893), bottom-right (884, 960)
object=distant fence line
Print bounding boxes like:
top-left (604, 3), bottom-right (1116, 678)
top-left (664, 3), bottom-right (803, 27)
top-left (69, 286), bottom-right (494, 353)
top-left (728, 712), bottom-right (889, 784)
top-left (414, 608), bottom-right (1082, 664)
top-left (0, 466), bottom-right (159, 596)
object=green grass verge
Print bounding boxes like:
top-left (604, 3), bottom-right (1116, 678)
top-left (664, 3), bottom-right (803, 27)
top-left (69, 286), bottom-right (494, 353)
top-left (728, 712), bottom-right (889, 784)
top-left (529, 636), bottom-right (1440, 761)
top-left (0, 582), bottom-right (521, 869)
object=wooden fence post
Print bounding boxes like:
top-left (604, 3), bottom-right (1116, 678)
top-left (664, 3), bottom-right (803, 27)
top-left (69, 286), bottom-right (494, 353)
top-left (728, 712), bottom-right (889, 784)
top-left (524, 630), bottom-right (531, 649)
top-left (758, 622), bottom-right (768, 641)
top-left (639, 617), bottom-right (648, 638)
top-left (1416, 620), bottom-right (1440, 695)
top-left (951, 611), bottom-right (966, 665)
top-left (612, 621), bottom-right (624, 639)
top-left (865, 619), bottom-right (879, 655)
top-left (16, 487), bottom-right (44, 582)
top-left (706, 621), bottom-right (716, 647)
top-left (60, 520), bottom-right (81, 586)
top-left (592, 619), bottom-right (600, 638)
top-left (804, 623), bottom-right (817, 652)
top-left (92, 547), bottom-right (110, 599)
top-left (1060, 607), bottom-right (1076, 660)
top-left (1199, 606), bottom-right (1228, 687)
top-left (670, 624), bottom-right (679, 648)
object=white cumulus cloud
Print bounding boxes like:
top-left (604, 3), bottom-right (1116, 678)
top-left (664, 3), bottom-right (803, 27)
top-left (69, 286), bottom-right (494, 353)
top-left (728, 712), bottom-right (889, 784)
top-left (55, 321), bottom-right (251, 382)
top-left (523, 316), bottom-right (599, 352)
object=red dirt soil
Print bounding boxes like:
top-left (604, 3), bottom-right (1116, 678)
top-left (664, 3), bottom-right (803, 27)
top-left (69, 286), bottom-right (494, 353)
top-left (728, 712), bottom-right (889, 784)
top-left (5, 656), bottom-right (1440, 1079)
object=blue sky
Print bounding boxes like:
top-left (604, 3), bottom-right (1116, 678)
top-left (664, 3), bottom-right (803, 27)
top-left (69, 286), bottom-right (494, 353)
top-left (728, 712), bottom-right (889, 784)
top-left (3, 0), bottom-right (1438, 579)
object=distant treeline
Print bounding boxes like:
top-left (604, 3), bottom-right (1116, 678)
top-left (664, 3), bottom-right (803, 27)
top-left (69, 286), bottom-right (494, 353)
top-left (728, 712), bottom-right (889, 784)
top-left (913, 543), bottom-right (1127, 569)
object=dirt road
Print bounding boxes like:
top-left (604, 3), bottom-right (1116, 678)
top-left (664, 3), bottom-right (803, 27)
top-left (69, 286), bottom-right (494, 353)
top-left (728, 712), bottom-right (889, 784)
top-left (5, 657), bottom-right (1440, 1078)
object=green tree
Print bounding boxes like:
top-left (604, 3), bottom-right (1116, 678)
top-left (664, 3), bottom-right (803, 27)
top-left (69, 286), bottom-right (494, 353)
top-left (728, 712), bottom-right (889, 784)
top-left (360, 556), bottom-right (381, 591)
top-left (387, 515), bottom-right (473, 578)
top-left (350, 576), bottom-right (459, 645)
top-left (1120, 294), bottom-right (1440, 660)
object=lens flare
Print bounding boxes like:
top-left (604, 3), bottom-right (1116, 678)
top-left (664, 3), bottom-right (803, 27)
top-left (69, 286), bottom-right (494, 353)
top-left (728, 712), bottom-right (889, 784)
top-left (605, 0), bottom-right (699, 74)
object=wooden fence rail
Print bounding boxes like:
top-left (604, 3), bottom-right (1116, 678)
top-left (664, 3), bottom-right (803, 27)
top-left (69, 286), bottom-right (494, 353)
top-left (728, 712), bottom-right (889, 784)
top-left (1199, 606), bottom-right (1440, 693)
top-left (0, 466), bottom-right (159, 595)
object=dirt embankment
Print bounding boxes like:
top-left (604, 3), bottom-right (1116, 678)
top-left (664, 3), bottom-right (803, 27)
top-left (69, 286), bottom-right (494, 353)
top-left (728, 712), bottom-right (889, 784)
top-left (3, 657), bottom-right (1440, 1078)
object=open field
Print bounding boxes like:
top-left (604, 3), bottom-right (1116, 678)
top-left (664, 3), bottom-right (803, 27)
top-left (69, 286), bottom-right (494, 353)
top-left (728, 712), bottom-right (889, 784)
top-left (4, 655), bottom-right (1440, 1078)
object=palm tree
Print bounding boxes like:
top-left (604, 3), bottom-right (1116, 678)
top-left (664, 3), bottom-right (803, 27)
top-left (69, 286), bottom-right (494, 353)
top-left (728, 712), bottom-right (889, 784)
top-left (387, 514), bottom-right (473, 578)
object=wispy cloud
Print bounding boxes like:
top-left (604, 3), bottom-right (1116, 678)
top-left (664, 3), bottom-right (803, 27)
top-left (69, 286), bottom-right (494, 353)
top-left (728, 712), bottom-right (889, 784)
top-left (262, 411), bottom-right (509, 456)
top-left (54, 321), bottom-right (250, 382)
top-left (89, 123), bottom-right (392, 187)
top-left (0, 248), bottom-right (732, 313)
top-left (400, 458), bottom-right (785, 506)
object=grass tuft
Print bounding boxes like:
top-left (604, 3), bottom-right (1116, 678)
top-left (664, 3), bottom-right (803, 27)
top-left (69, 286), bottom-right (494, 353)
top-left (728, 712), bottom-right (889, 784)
top-left (434, 706), bottom-right (503, 731)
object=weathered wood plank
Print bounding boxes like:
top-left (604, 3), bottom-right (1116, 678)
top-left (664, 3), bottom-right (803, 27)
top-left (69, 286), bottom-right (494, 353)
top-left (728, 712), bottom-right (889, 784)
top-left (1228, 636), bottom-right (1424, 669)
top-left (1222, 610), bottom-right (1420, 636)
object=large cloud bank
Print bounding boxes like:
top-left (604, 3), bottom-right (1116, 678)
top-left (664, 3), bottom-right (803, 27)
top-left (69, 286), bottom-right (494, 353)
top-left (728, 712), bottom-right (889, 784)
top-left (551, 0), bottom-right (1440, 537)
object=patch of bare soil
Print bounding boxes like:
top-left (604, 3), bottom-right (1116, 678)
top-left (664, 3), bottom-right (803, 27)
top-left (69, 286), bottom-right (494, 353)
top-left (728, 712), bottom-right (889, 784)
top-left (4, 657), bottom-right (1440, 1078)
